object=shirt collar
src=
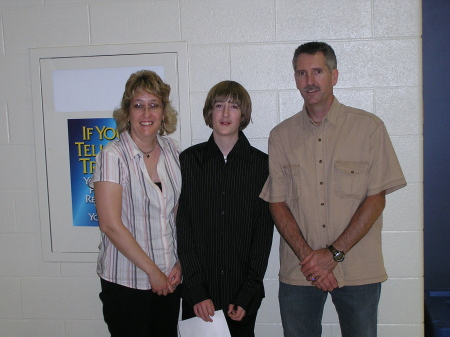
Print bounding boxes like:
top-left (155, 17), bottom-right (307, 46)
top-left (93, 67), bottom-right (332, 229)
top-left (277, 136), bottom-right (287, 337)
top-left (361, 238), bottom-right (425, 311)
top-left (324, 97), bottom-right (340, 126)
top-left (204, 131), bottom-right (254, 163)
top-left (121, 130), bottom-right (166, 159)
top-left (300, 96), bottom-right (341, 130)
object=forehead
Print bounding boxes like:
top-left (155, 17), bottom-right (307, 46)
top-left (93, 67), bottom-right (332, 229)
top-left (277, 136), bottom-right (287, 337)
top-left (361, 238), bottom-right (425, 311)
top-left (213, 94), bottom-right (239, 104)
top-left (131, 91), bottom-right (161, 102)
top-left (295, 52), bottom-right (327, 70)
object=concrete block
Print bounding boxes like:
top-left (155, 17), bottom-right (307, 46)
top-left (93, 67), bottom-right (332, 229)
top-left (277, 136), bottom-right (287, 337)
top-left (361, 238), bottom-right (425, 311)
top-left (0, 320), bottom-right (64, 337)
top-left (378, 278), bottom-right (424, 324)
top-left (383, 231), bottom-right (423, 278)
top-left (384, 183), bottom-right (423, 231)
top-left (245, 91), bottom-right (278, 139)
top-left (0, 278), bottom-right (22, 318)
top-left (181, 0), bottom-right (274, 44)
top-left (21, 277), bottom-right (102, 319)
top-left (3, 5), bottom-right (89, 54)
top-left (391, 135), bottom-right (423, 184)
top-left (0, 146), bottom-right (37, 190)
top-left (375, 87), bottom-right (423, 136)
top-left (8, 100), bottom-right (35, 145)
top-left (276, 0), bottom-right (371, 41)
top-left (0, 234), bottom-right (60, 277)
top-left (374, 0), bottom-right (422, 37)
top-left (188, 45), bottom-right (230, 92)
top-left (90, 1), bottom-right (180, 45)
top-left (231, 44), bottom-right (295, 91)
top-left (0, 55), bottom-right (31, 101)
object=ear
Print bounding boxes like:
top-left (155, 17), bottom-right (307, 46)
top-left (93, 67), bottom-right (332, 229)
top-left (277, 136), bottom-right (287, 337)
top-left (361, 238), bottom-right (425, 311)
top-left (332, 68), bottom-right (339, 86)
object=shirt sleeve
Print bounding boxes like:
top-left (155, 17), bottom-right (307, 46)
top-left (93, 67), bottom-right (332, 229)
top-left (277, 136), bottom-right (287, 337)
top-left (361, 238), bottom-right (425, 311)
top-left (89, 147), bottom-right (122, 185)
top-left (230, 194), bottom-right (274, 311)
top-left (176, 152), bottom-right (211, 305)
top-left (260, 128), bottom-right (289, 203)
top-left (367, 122), bottom-right (407, 196)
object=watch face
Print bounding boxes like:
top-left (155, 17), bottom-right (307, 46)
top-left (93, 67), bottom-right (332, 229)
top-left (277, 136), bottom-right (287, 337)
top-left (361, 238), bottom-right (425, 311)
top-left (334, 251), bottom-right (345, 262)
top-left (328, 245), bottom-right (345, 262)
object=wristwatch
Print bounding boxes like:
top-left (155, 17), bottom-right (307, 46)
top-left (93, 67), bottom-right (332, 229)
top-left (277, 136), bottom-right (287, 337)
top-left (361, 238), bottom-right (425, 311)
top-left (328, 245), bottom-right (345, 262)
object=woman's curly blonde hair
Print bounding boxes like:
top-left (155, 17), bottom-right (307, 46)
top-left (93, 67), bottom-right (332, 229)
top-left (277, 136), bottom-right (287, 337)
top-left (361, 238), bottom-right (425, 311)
top-left (113, 70), bottom-right (178, 135)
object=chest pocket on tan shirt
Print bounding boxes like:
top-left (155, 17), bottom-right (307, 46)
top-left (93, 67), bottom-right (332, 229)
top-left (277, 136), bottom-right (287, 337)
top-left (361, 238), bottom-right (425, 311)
top-left (334, 161), bottom-right (369, 200)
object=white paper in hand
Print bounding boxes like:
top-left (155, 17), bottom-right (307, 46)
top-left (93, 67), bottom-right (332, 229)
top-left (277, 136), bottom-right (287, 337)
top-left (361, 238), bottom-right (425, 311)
top-left (178, 310), bottom-right (231, 337)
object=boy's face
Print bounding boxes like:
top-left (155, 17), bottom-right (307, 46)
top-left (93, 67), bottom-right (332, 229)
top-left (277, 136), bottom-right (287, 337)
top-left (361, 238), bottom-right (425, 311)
top-left (211, 99), bottom-right (241, 139)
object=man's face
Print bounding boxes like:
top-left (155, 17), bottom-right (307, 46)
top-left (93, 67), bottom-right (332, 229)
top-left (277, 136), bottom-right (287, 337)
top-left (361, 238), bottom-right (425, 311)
top-left (294, 52), bottom-right (338, 109)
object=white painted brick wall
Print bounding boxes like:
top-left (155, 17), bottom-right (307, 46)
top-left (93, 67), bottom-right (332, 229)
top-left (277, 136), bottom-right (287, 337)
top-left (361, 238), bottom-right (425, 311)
top-left (0, 0), bottom-right (423, 336)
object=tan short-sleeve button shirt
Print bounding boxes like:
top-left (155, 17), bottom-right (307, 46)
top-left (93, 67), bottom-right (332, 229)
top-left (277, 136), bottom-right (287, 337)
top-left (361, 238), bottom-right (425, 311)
top-left (260, 98), bottom-right (407, 287)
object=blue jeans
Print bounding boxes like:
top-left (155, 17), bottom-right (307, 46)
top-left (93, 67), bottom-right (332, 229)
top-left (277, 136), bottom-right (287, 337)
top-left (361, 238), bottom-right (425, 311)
top-left (279, 282), bottom-right (381, 337)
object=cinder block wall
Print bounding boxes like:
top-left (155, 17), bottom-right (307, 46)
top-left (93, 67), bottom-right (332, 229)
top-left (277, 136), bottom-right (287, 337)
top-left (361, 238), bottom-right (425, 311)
top-left (0, 1), bottom-right (423, 336)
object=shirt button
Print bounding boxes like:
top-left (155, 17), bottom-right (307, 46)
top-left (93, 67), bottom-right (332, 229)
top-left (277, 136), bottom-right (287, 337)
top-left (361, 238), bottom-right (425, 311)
top-left (322, 224), bottom-right (327, 228)
top-left (321, 203), bottom-right (324, 206)
top-left (319, 160), bottom-right (322, 163)
top-left (221, 211), bottom-right (225, 215)
top-left (320, 182), bottom-right (323, 185)
top-left (318, 138), bottom-right (322, 142)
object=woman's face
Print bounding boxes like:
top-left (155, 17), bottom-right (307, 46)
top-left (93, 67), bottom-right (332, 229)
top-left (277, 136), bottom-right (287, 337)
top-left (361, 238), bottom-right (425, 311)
top-left (128, 91), bottom-right (164, 142)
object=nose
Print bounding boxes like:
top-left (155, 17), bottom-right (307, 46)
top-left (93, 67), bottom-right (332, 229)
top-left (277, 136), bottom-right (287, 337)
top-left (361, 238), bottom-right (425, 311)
top-left (143, 106), bottom-right (152, 115)
top-left (222, 105), bottom-right (230, 117)
top-left (306, 73), bottom-right (315, 86)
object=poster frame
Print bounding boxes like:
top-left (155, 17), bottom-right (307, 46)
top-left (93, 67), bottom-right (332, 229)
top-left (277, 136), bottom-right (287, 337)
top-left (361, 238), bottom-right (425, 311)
top-left (30, 42), bottom-right (190, 262)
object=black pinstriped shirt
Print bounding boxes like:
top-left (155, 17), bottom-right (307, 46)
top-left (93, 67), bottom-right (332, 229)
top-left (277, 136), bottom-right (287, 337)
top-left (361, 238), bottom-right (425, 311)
top-left (177, 132), bottom-right (274, 315)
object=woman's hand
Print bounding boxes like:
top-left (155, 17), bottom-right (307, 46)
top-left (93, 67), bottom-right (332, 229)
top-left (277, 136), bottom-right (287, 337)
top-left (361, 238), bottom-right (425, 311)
top-left (168, 261), bottom-right (182, 289)
top-left (148, 268), bottom-right (173, 296)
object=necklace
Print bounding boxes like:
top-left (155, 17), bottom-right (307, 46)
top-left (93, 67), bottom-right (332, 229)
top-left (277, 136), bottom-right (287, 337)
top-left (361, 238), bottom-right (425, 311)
top-left (138, 141), bottom-right (158, 158)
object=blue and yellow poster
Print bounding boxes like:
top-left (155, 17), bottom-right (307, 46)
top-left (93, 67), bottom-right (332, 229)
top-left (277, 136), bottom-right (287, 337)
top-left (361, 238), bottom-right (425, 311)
top-left (67, 118), bottom-right (119, 226)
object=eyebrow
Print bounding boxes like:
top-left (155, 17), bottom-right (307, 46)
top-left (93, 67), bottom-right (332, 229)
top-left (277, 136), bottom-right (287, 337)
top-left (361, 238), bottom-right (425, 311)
top-left (296, 66), bottom-right (324, 72)
top-left (132, 98), bottom-right (160, 102)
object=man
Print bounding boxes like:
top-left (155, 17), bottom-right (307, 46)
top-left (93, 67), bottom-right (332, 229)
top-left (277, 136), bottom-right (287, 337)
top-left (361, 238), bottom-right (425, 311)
top-left (177, 81), bottom-right (274, 337)
top-left (260, 42), bottom-right (406, 337)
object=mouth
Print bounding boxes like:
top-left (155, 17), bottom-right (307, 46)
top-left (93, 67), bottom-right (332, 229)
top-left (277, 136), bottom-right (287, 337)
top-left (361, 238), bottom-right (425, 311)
top-left (305, 86), bottom-right (320, 94)
top-left (140, 121), bottom-right (154, 126)
top-left (220, 121), bottom-right (231, 125)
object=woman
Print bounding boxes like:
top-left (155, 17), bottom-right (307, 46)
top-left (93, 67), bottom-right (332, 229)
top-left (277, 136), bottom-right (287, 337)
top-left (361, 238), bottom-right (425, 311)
top-left (177, 81), bottom-right (273, 337)
top-left (90, 70), bottom-right (182, 337)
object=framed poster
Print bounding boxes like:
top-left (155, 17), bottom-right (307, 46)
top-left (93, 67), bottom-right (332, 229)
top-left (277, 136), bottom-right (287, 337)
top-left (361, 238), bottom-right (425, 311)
top-left (30, 42), bottom-right (190, 261)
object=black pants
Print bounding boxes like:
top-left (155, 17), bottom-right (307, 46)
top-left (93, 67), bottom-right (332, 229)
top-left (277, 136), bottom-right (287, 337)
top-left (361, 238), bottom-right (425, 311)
top-left (181, 299), bottom-right (259, 337)
top-left (100, 278), bottom-right (180, 337)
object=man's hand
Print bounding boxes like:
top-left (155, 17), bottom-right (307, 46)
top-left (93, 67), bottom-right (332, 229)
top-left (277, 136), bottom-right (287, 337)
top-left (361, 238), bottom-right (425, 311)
top-left (194, 299), bottom-right (215, 322)
top-left (300, 248), bottom-right (336, 278)
top-left (228, 304), bottom-right (246, 321)
top-left (307, 271), bottom-right (338, 291)
top-left (300, 248), bottom-right (338, 291)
